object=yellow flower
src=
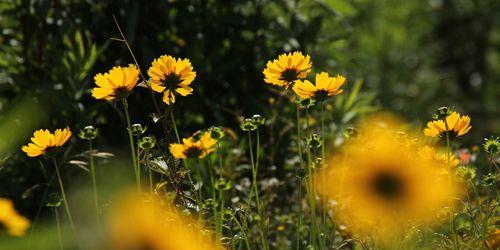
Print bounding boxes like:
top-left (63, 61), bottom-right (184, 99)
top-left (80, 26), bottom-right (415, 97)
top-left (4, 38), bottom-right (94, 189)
top-left (292, 72), bottom-right (346, 100)
top-left (21, 128), bottom-right (72, 157)
top-left (108, 193), bottom-right (222, 250)
top-left (263, 51), bottom-right (312, 88)
top-left (418, 145), bottom-right (459, 168)
top-left (316, 115), bottom-right (462, 242)
top-left (147, 55), bottom-right (196, 105)
top-left (169, 132), bottom-right (217, 159)
top-left (0, 198), bottom-right (30, 236)
top-left (92, 64), bottom-right (140, 100)
top-left (423, 112), bottom-right (471, 138)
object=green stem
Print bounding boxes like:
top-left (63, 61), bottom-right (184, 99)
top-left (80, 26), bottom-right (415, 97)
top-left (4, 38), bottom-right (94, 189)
top-left (233, 215), bottom-right (252, 250)
top-left (248, 131), bottom-right (268, 250)
top-left (170, 107), bottom-right (181, 143)
top-left (88, 141), bottom-right (100, 225)
top-left (54, 208), bottom-right (63, 250)
top-left (320, 102), bottom-right (327, 247)
top-left (122, 99), bottom-right (140, 192)
top-left (444, 119), bottom-right (458, 250)
top-left (295, 104), bottom-right (303, 250)
top-left (53, 158), bottom-right (76, 237)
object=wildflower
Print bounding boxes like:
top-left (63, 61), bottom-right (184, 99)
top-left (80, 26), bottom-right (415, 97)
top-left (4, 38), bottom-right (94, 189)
top-left (423, 112), bottom-right (471, 139)
top-left (316, 115), bottom-right (462, 242)
top-left (456, 166), bottom-right (476, 182)
top-left (169, 132), bottom-right (216, 159)
top-left (138, 136), bottom-right (156, 150)
top-left (78, 125), bottom-right (98, 140)
top-left (147, 55), bottom-right (196, 105)
top-left (483, 137), bottom-right (500, 156)
top-left (22, 128), bottom-right (72, 157)
top-left (292, 72), bottom-right (346, 101)
top-left (0, 198), bottom-right (30, 236)
top-left (108, 193), bottom-right (222, 250)
top-left (263, 51), bottom-right (312, 88)
top-left (130, 123), bottom-right (147, 136)
top-left (92, 64), bottom-right (139, 100)
top-left (418, 145), bottom-right (459, 168)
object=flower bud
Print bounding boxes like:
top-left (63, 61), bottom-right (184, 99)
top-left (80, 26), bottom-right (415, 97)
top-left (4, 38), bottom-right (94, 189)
top-left (483, 137), bottom-right (499, 156)
top-left (251, 114), bottom-right (266, 127)
top-left (138, 136), bottom-right (156, 150)
top-left (296, 98), bottom-right (316, 109)
top-left (305, 133), bottom-right (323, 148)
top-left (240, 118), bottom-right (257, 131)
top-left (130, 123), bottom-right (147, 136)
top-left (433, 106), bottom-right (453, 120)
top-left (208, 126), bottom-right (225, 140)
top-left (78, 125), bottom-right (98, 140)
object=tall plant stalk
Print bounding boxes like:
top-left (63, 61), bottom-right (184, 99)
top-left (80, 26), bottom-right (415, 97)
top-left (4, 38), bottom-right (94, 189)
top-left (52, 158), bottom-right (76, 236)
top-left (444, 118), bottom-right (459, 250)
top-left (88, 140), bottom-right (100, 225)
top-left (122, 99), bottom-right (140, 192)
top-left (295, 104), bottom-right (303, 250)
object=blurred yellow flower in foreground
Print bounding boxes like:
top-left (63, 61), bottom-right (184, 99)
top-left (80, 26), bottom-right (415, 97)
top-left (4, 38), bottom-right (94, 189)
top-left (263, 51), bottom-right (312, 88)
top-left (0, 198), bottom-right (30, 236)
top-left (169, 132), bottom-right (217, 159)
top-left (148, 55), bottom-right (196, 105)
top-left (21, 127), bottom-right (72, 157)
top-left (108, 193), bottom-right (221, 250)
top-left (424, 112), bottom-right (471, 138)
top-left (92, 64), bottom-right (140, 100)
top-left (316, 115), bottom-right (463, 242)
top-left (292, 72), bottom-right (346, 101)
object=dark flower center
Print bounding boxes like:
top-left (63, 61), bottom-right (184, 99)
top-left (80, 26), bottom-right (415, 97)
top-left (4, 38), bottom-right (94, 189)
top-left (313, 90), bottom-right (329, 101)
top-left (163, 73), bottom-right (182, 89)
top-left (280, 68), bottom-right (299, 83)
top-left (184, 146), bottom-right (203, 158)
top-left (371, 171), bottom-right (405, 200)
top-left (114, 87), bottom-right (130, 100)
top-left (439, 130), bottom-right (458, 140)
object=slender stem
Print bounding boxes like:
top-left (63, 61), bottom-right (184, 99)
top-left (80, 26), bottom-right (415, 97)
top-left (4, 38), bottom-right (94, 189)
top-left (54, 208), bottom-right (64, 250)
top-left (146, 149), bottom-right (153, 193)
top-left (248, 131), bottom-right (267, 250)
top-left (233, 215), bottom-right (252, 250)
top-left (170, 107), bottom-right (181, 143)
top-left (444, 119), bottom-right (458, 250)
top-left (122, 99), bottom-right (140, 192)
top-left (320, 102), bottom-right (327, 247)
top-left (88, 141), bottom-right (100, 225)
top-left (295, 104), bottom-right (303, 250)
top-left (53, 158), bottom-right (76, 236)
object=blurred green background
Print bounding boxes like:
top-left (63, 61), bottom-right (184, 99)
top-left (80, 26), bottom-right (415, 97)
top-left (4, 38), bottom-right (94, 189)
top-left (0, 0), bottom-right (499, 222)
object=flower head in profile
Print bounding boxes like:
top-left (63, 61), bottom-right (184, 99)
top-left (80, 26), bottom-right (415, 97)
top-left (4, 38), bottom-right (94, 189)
top-left (169, 132), bottom-right (217, 159)
top-left (148, 55), bottom-right (196, 105)
top-left (0, 198), bottom-right (30, 236)
top-left (22, 128), bottom-right (72, 157)
top-left (423, 112), bottom-right (471, 139)
top-left (418, 145), bottom-right (459, 169)
top-left (263, 51), bottom-right (312, 88)
top-left (292, 72), bottom-right (346, 101)
top-left (107, 192), bottom-right (222, 250)
top-left (316, 115), bottom-right (462, 243)
top-left (92, 64), bottom-right (140, 100)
